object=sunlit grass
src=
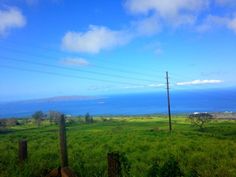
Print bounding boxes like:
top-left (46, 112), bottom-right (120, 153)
top-left (0, 116), bottom-right (236, 177)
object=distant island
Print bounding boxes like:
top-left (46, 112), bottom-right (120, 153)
top-left (9, 95), bottom-right (102, 104)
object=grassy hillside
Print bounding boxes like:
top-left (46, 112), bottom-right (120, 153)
top-left (0, 116), bottom-right (236, 177)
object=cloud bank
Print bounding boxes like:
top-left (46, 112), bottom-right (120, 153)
top-left (215, 0), bottom-right (236, 6)
top-left (197, 14), bottom-right (236, 33)
top-left (176, 79), bottom-right (223, 86)
top-left (62, 0), bottom-right (236, 54)
top-left (0, 7), bottom-right (26, 36)
top-left (62, 25), bottom-right (131, 53)
top-left (125, 0), bottom-right (207, 26)
top-left (61, 58), bottom-right (90, 67)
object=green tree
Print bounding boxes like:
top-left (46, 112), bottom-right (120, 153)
top-left (188, 113), bottom-right (213, 130)
top-left (48, 111), bottom-right (61, 125)
top-left (85, 113), bottom-right (93, 124)
top-left (32, 111), bottom-right (44, 127)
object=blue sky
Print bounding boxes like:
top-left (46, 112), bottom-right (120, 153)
top-left (0, 0), bottom-right (236, 101)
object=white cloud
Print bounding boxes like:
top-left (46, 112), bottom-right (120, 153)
top-left (176, 79), bottom-right (223, 86)
top-left (227, 17), bottom-right (236, 32)
top-left (61, 58), bottom-right (90, 67)
top-left (132, 15), bottom-right (161, 35)
top-left (62, 25), bottom-right (131, 53)
top-left (215, 0), bottom-right (236, 6)
top-left (148, 83), bottom-right (165, 87)
top-left (24, 0), bottom-right (61, 6)
top-left (126, 0), bottom-right (236, 34)
top-left (122, 85), bottom-right (145, 89)
top-left (197, 15), bottom-right (236, 33)
top-left (125, 0), bottom-right (208, 26)
top-left (125, 0), bottom-right (207, 15)
top-left (61, 0), bottom-right (236, 54)
top-left (197, 15), bottom-right (227, 32)
top-left (0, 7), bottom-right (26, 36)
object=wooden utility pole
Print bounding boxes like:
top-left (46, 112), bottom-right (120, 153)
top-left (108, 152), bottom-right (121, 177)
top-left (46, 114), bottom-right (77, 177)
top-left (166, 71), bottom-right (172, 132)
top-left (59, 114), bottom-right (68, 167)
top-left (19, 139), bottom-right (27, 163)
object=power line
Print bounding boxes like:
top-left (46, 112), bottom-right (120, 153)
top-left (0, 44), bottom-right (164, 79)
top-left (0, 64), bottom-right (164, 87)
top-left (0, 55), bottom-right (161, 83)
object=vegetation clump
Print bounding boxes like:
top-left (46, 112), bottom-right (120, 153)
top-left (32, 111), bottom-right (45, 127)
top-left (48, 111), bottom-right (62, 125)
top-left (85, 112), bottom-right (93, 124)
top-left (188, 113), bottom-right (213, 130)
top-left (148, 156), bottom-right (183, 177)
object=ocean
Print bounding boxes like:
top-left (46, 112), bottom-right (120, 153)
top-left (0, 89), bottom-right (236, 118)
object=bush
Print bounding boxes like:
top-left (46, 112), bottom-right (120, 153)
top-left (66, 118), bottom-right (76, 125)
top-left (147, 159), bottom-right (160, 177)
top-left (6, 118), bottom-right (20, 126)
top-left (160, 155), bottom-right (183, 177)
top-left (0, 119), bottom-right (6, 127)
top-left (108, 152), bottom-right (131, 177)
top-left (0, 119), bottom-right (20, 127)
top-left (147, 156), bottom-right (183, 177)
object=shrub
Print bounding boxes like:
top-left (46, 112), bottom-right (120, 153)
top-left (147, 159), bottom-right (160, 177)
top-left (147, 156), bottom-right (183, 177)
top-left (160, 155), bottom-right (183, 177)
top-left (5, 118), bottom-right (20, 126)
top-left (0, 119), bottom-right (6, 127)
top-left (108, 152), bottom-right (131, 177)
top-left (66, 118), bottom-right (76, 125)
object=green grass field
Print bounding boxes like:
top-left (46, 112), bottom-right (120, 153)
top-left (0, 116), bottom-right (236, 177)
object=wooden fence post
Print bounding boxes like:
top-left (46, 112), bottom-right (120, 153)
top-left (59, 114), bottom-right (68, 167)
top-left (108, 152), bottom-right (121, 177)
top-left (19, 139), bottom-right (27, 163)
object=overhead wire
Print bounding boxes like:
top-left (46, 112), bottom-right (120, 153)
top-left (0, 64), bottom-right (166, 87)
top-left (0, 55), bottom-right (161, 83)
top-left (0, 44), bottom-right (164, 79)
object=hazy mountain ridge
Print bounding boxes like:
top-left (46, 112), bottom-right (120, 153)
top-left (0, 95), bottom-right (102, 104)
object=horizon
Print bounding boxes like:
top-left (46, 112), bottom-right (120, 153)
top-left (0, 86), bottom-right (236, 103)
top-left (1, 87), bottom-right (236, 118)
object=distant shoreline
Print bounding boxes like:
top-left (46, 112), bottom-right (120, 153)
top-left (1, 112), bottom-right (236, 119)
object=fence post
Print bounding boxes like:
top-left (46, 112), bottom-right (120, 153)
top-left (108, 152), bottom-right (121, 177)
top-left (19, 139), bottom-right (27, 163)
top-left (59, 114), bottom-right (68, 167)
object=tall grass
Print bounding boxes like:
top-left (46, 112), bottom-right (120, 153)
top-left (0, 117), bottom-right (236, 177)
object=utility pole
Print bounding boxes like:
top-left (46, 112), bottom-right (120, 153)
top-left (59, 114), bottom-right (68, 167)
top-left (166, 71), bottom-right (172, 132)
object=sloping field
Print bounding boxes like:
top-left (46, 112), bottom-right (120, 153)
top-left (0, 117), bottom-right (236, 177)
